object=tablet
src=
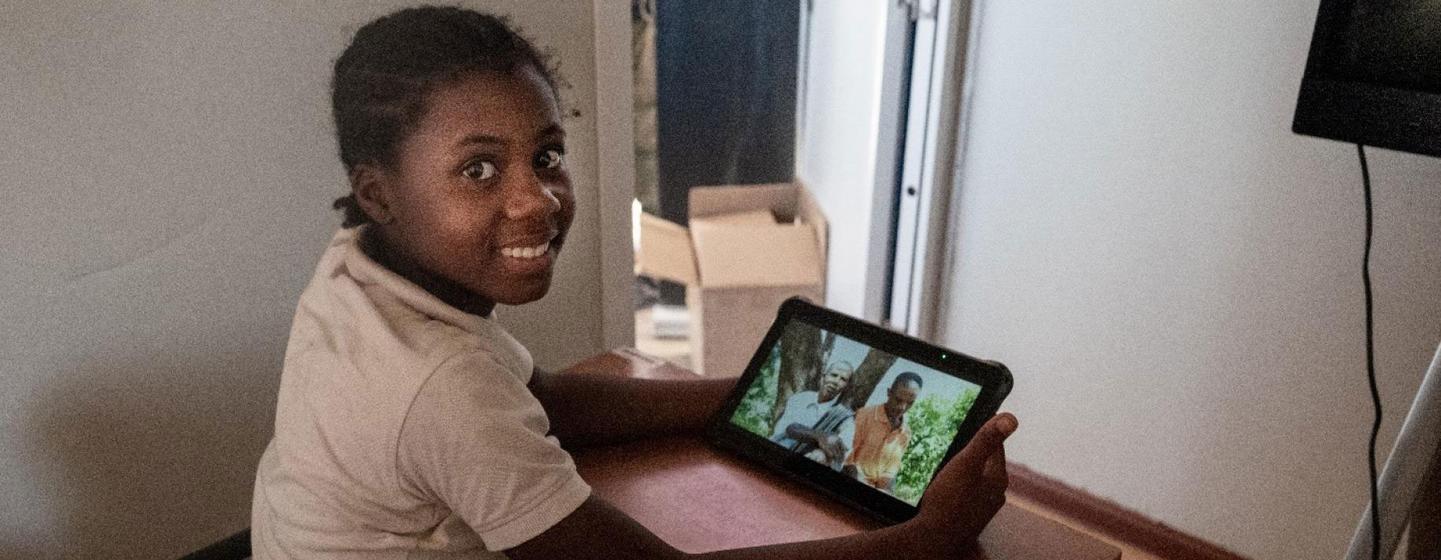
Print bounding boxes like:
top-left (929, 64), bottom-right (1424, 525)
top-left (706, 298), bottom-right (1013, 523)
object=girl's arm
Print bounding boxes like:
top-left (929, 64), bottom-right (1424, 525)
top-left (506, 413), bottom-right (1017, 560)
top-left (506, 495), bottom-right (933, 560)
top-left (528, 369), bottom-right (736, 448)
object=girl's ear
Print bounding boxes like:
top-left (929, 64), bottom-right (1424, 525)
top-left (350, 164), bottom-right (395, 225)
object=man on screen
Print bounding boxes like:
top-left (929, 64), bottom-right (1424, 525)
top-left (771, 361), bottom-right (856, 469)
top-left (842, 372), bottom-right (923, 492)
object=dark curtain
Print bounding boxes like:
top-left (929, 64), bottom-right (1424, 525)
top-left (655, 0), bottom-right (799, 225)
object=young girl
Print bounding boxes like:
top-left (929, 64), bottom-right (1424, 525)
top-left (251, 7), bottom-right (1017, 560)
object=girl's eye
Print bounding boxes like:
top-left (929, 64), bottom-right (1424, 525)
top-left (535, 148), bottom-right (565, 170)
top-left (461, 161), bottom-right (498, 181)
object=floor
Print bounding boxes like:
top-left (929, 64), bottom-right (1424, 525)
top-left (633, 305), bottom-right (1168, 559)
top-left (633, 305), bottom-right (694, 371)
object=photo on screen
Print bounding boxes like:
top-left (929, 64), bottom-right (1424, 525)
top-left (728, 319), bottom-right (981, 505)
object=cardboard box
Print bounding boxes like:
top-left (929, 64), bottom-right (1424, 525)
top-left (636, 182), bottom-right (827, 377)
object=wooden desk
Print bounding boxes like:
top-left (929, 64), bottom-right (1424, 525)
top-left (563, 349), bottom-right (1121, 560)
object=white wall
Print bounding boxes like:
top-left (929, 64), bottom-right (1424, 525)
top-left (0, 2), bottom-right (629, 558)
top-left (938, 2), bottom-right (1441, 559)
top-left (796, 1), bottom-right (906, 321)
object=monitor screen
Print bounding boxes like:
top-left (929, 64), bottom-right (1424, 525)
top-left (1294, 0), bottom-right (1441, 157)
top-left (1320, 2), bottom-right (1441, 94)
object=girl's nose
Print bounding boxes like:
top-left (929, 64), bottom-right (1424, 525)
top-left (504, 170), bottom-right (562, 219)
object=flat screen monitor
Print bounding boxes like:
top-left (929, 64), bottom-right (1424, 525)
top-left (1293, 0), bottom-right (1441, 157)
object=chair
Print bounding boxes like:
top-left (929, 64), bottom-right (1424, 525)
top-left (178, 529), bottom-right (250, 560)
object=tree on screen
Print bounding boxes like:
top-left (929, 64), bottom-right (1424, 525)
top-left (768, 322), bottom-right (835, 426)
top-left (837, 350), bottom-right (898, 410)
top-left (731, 347), bottom-right (781, 437)
top-left (892, 387), bottom-right (980, 504)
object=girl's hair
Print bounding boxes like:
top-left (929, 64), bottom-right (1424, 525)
top-left (330, 6), bottom-right (560, 227)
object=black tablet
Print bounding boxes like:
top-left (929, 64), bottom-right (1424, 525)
top-left (706, 298), bottom-right (1013, 523)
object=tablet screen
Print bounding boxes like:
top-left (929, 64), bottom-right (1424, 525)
top-left (726, 320), bottom-right (984, 506)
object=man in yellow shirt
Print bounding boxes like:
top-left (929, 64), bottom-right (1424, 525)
top-left (842, 372), bottom-right (923, 492)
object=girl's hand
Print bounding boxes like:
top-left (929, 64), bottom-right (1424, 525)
top-left (906, 412), bottom-right (1018, 558)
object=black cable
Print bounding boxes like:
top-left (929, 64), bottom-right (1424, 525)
top-left (1357, 143), bottom-right (1382, 560)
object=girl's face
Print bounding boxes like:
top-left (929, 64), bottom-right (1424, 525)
top-left (360, 67), bottom-right (575, 316)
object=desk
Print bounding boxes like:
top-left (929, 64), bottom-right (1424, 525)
top-left (563, 349), bottom-right (1121, 560)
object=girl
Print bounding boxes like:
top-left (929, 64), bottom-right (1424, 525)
top-left (251, 7), bottom-right (1016, 560)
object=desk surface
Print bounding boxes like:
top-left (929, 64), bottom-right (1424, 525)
top-left (563, 349), bottom-right (1121, 560)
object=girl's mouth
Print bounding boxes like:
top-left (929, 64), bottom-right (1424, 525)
top-left (500, 241), bottom-right (550, 259)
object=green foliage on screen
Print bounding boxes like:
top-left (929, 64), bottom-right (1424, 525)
top-left (730, 347), bottom-right (782, 438)
top-left (893, 387), bottom-right (979, 505)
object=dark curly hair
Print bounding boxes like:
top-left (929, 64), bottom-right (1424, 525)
top-left (893, 371), bottom-right (924, 390)
top-left (329, 6), bottom-right (561, 227)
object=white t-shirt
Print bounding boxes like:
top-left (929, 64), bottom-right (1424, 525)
top-left (770, 390), bottom-right (853, 450)
top-left (251, 227), bottom-right (590, 560)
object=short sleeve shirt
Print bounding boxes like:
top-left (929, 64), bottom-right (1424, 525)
top-left (250, 227), bottom-right (590, 559)
top-left (843, 404), bottom-right (911, 488)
